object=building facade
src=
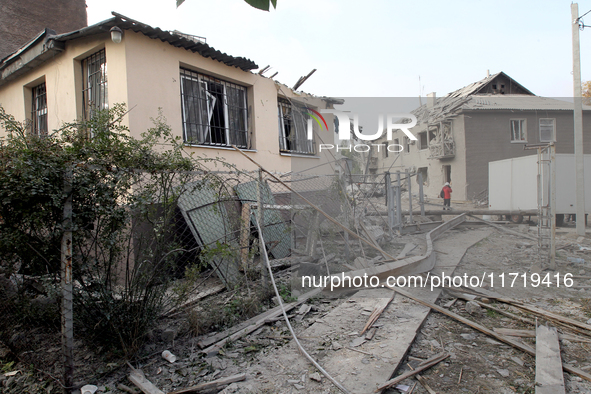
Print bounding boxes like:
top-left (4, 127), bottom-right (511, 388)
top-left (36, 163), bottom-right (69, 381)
top-left (0, 13), bottom-right (337, 175)
top-left (373, 72), bottom-right (591, 201)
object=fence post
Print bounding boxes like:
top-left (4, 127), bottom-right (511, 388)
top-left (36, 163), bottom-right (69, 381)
top-left (418, 172), bottom-right (425, 216)
top-left (396, 172), bottom-right (402, 233)
top-left (61, 165), bottom-right (74, 394)
top-left (340, 171), bottom-right (350, 262)
top-left (407, 171), bottom-right (413, 224)
top-left (385, 172), bottom-right (393, 232)
top-left (257, 168), bottom-right (269, 292)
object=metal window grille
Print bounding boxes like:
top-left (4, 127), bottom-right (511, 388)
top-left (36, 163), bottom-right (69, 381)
top-left (82, 49), bottom-right (108, 121)
top-left (180, 69), bottom-right (249, 148)
top-left (31, 82), bottom-right (47, 136)
top-left (278, 98), bottom-right (315, 155)
top-left (539, 118), bottom-right (555, 142)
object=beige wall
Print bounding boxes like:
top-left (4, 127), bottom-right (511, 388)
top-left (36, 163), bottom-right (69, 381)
top-left (0, 30), bottom-right (335, 175)
top-left (0, 32), bottom-right (128, 131)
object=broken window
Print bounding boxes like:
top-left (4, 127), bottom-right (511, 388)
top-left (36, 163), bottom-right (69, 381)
top-left (539, 118), bottom-right (555, 142)
top-left (510, 119), bottom-right (527, 142)
top-left (277, 98), bottom-right (315, 155)
top-left (180, 68), bottom-right (249, 148)
top-left (418, 131), bottom-right (428, 150)
top-left (82, 49), bottom-right (108, 121)
top-left (31, 82), bottom-right (47, 136)
top-left (417, 167), bottom-right (428, 185)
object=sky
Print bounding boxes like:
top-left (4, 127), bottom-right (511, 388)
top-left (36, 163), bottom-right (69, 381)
top-left (86, 0), bottom-right (591, 99)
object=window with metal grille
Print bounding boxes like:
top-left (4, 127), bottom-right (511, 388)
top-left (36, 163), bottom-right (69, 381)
top-left (510, 119), bottom-right (527, 142)
top-left (180, 69), bottom-right (249, 148)
top-left (82, 49), bottom-right (108, 121)
top-left (277, 98), bottom-right (315, 155)
top-left (539, 118), bottom-right (555, 142)
top-left (31, 83), bottom-right (47, 136)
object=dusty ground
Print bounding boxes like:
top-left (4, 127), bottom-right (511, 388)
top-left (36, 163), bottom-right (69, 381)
top-left (2, 216), bottom-right (591, 394)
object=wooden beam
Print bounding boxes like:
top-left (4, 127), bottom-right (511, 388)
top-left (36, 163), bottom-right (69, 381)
top-left (168, 373), bottom-right (246, 394)
top-left (361, 292), bottom-right (395, 335)
top-left (494, 328), bottom-right (591, 343)
top-left (535, 325), bottom-right (566, 394)
top-left (129, 369), bottom-right (164, 394)
top-left (201, 288), bottom-right (322, 355)
top-left (467, 215), bottom-right (537, 241)
top-left (376, 353), bottom-right (449, 391)
top-left (389, 286), bottom-right (591, 383)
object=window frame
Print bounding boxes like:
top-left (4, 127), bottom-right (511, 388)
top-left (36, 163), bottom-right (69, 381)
top-left (539, 118), bottom-right (556, 142)
top-left (81, 49), bottom-right (108, 122)
top-left (418, 131), bottom-right (428, 150)
top-left (510, 118), bottom-right (527, 143)
top-left (277, 97), bottom-right (316, 155)
top-left (31, 82), bottom-right (48, 136)
top-left (180, 68), bottom-right (249, 149)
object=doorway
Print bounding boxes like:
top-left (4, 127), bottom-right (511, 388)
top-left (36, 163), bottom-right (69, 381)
top-left (442, 165), bottom-right (451, 184)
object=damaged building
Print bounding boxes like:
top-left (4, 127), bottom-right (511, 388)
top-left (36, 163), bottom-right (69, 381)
top-left (0, 12), bottom-right (339, 175)
top-left (374, 71), bottom-right (591, 201)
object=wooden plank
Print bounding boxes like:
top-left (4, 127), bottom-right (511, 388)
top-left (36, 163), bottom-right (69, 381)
top-left (467, 287), bottom-right (591, 333)
top-left (390, 286), bottom-right (591, 383)
top-left (494, 328), bottom-right (591, 343)
top-left (162, 285), bottom-right (225, 318)
top-left (360, 292), bottom-right (395, 334)
top-left (535, 325), bottom-right (566, 394)
top-left (168, 373), bottom-right (246, 394)
top-left (201, 287), bottom-right (323, 356)
top-left (129, 369), bottom-right (164, 394)
top-left (475, 301), bottom-right (536, 326)
top-left (375, 353), bottom-right (449, 391)
top-left (415, 375), bottom-right (437, 394)
top-left (467, 215), bottom-right (537, 241)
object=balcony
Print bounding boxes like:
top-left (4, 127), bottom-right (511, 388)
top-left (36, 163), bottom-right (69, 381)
top-left (429, 140), bottom-right (455, 159)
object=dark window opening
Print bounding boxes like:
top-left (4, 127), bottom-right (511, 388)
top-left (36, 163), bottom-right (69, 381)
top-left (278, 98), bottom-right (315, 155)
top-left (418, 131), bottom-right (428, 150)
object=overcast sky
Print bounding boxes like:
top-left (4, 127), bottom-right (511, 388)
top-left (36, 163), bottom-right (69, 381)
top-left (86, 0), bottom-right (591, 99)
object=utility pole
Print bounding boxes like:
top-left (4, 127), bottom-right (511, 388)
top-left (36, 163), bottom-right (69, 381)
top-left (572, 3), bottom-right (586, 236)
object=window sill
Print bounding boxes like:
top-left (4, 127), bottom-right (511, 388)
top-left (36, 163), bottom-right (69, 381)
top-left (510, 141), bottom-right (528, 144)
top-left (183, 144), bottom-right (257, 153)
top-left (280, 152), bottom-right (320, 159)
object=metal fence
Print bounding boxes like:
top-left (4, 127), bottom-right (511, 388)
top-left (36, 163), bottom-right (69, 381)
top-left (0, 164), bottom-right (430, 392)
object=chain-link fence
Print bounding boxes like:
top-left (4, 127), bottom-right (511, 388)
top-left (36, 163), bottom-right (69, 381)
top-left (0, 158), bottom-right (432, 392)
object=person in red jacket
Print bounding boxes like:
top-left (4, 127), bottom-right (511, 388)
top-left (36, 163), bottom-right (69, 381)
top-left (441, 182), bottom-right (452, 210)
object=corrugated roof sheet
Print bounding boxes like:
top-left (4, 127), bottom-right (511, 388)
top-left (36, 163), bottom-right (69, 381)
top-left (5, 12), bottom-right (258, 72)
top-left (464, 95), bottom-right (591, 111)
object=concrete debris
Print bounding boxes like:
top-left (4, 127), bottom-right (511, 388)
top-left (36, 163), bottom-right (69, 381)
top-left (465, 301), bottom-right (484, 315)
top-left (309, 372), bottom-right (322, 382)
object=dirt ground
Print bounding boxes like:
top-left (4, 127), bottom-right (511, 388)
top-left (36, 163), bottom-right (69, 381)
top-left (2, 214), bottom-right (591, 394)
